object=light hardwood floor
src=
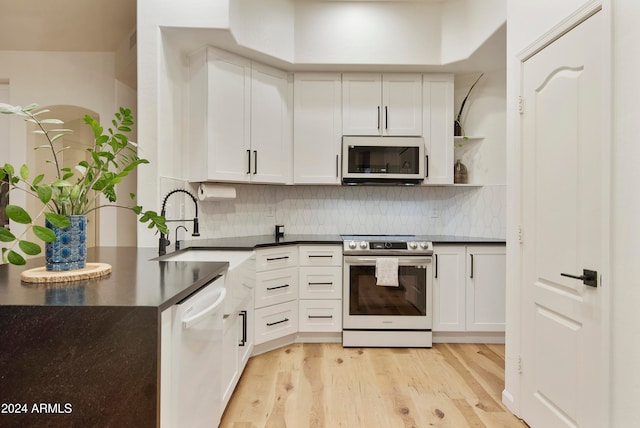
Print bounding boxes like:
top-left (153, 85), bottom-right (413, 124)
top-left (220, 343), bottom-right (527, 428)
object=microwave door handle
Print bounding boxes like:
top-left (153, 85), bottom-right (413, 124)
top-left (425, 155), bottom-right (429, 177)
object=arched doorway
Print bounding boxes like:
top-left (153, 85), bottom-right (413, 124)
top-left (26, 105), bottom-right (99, 249)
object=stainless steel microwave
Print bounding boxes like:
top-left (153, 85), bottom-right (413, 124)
top-left (342, 136), bottom-right (425, 185)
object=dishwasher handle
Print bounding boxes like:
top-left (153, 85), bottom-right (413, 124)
top-left (182, 288), bottom-right (227, 329)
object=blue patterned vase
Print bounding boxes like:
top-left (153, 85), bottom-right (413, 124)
top-left (45, 215), bottom-right (87, 271)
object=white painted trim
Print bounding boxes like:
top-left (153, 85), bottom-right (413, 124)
top-left (433, 331), bottom-right (505, 344)
top-left (517, 0), bottom-right (603, 63)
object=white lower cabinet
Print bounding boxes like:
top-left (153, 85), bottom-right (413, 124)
top-left (254, 300), bottom-right (298, 344)
top-left (299, 299), bottom-right (342, 332)
top-left (221, 295), bottom-right (253, 409)
top-left (433, 244), bottom-right (506, 336)
top-left (298, 245), bottom-right (343, 333)
top-left (254, 246), bottom-right (299, 345)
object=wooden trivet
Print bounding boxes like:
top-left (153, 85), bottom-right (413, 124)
top-left (20, 263), bottom-right (112, 284)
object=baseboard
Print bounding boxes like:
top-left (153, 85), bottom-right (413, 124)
top-left (433, 331), bottom-right (505, 344)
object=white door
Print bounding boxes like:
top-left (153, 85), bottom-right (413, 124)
top-left (520, 11), bottom-right (607, 428)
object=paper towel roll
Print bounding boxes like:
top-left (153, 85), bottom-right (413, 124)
top-left (197, 183), bottom-right (237, 201)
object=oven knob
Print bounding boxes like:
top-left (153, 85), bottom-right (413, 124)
top-left (420, 242), bottom-right (429, 249)
top-left (409, 241), bottom-right (418, 249)
top-left (359, 241), bottom-right (368, 249)
top-left (348, 240), bottom-right (357, 249)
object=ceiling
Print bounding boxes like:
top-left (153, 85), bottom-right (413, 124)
top-left (0, 0), bottom-right (136, 52)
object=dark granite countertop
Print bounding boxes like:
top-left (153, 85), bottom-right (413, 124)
top-left (0, 247), bottom-right (228, 310)
top-left (179, 234), bottom-right (505, 251)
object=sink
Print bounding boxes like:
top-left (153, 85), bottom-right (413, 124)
top-left (160, 250), bottom-right (253, 267)
top-left (161, 250), bottom-right (256, 315)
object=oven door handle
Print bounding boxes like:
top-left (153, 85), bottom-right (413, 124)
top-left (343, 256), bottom-right (432, 265)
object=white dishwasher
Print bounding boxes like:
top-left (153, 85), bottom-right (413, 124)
top-left (171, 274), bottom-right (226, 428)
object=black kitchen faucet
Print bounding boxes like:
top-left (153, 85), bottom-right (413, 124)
top-left (158, 189), bottom-right (200, 256)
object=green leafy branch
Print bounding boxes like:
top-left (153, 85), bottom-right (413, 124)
top-left (0, 103), bottom-right (167, 265)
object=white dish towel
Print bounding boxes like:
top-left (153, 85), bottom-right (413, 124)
top-left (375, 258), bottom-right (399, 287)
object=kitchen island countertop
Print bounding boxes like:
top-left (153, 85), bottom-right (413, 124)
top-left (0, 246), bottom-right (228, 309)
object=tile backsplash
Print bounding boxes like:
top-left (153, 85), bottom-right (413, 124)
top-left (196, 184), bottom-right (505, 239)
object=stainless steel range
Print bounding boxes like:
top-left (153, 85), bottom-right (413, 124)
top-left (341, 235), bottom-right (433, 347)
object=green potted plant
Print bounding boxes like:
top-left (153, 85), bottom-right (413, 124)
top-left (0, 103), bottom-right (167, 269)
top-left (454, 72), bottom-right (484, 137)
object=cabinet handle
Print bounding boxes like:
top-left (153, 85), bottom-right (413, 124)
top-left (266, 284), bottom-right (290, 291)
top-left (425, 155), bottom-right (429, 178)
top-left (239, 310), bottom-right (247, 346)
top-left (377, 106), bottom-right (381, 130)
top-left (336, 154), bottom-right (339, 178)
top-left (308, 282), bottom-right (333, 286)
top-left (266, 318), bottom-right (289, 327)
top-left (470, 254), bottom-right (474, 279)
top-left (246, 149), bottom-right (251, 174)
top-left (253, 150), bottom-right (258, 174)
top-left (435, 254), bottom-right (438, 278)
top-left (266, 256), bottom-right (289, 262)
top-left (308, 315), bottom-right (333, 319)
top-left (385, 105), bottom-right (388, 129)
top-left (309, 255), bottom-right (332, 259)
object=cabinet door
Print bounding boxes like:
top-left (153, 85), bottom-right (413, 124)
top-left (251, 63), bottom-right (291, 184)
top-left (422, 74), bottom-right (454, 185)
top-left (382, 73), bottom-right (422, 136)
top-left (466, 245), bottom-right (506, 331)
top-left (293, 73), bottom-right (342, 184)
top-left (342, 73), bottom-right (382, 136)
top-left (432, 245), bottom-right (467, 331)
top-left (221, 312), bottom-right (240, 408)
top-left (188, 47), bottom-right (251, 182)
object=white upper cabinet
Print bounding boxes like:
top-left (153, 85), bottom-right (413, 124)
top-left (187, 47), bottom-right (291, 184)
top-left (188, 47), bottom-right (251, 182)
top-left (250, 63), bottom-right (292, 184)
top-left (342, 73), bottom-right (422, 136)
top-left (293, 73), bottom-right (342, 185)
top-left (422, 74), bottom-right (454, 185)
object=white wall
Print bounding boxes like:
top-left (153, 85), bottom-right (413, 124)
top-left (230, 0), bottom-right (295, 62)
top-left (0, 51), bottom-right (122, 246)
top-left (294, 1), bottom-right (442, 66)
top-left (610, 2), bottom-right (640, 425)
top-left (441, 0), bottom-right (507, 64)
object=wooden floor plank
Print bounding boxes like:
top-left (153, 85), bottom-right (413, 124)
top-left (220, 343), bottom-right (526, 428)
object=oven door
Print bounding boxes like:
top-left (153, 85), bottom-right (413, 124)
top-left (343, 255), bottom-right (433, 330)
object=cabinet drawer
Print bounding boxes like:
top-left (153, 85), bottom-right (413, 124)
top-left (299, 300), bottom-right (342, 332)
top-left (255, 267), bottom-right (298, 309)
top-left (299, 245), bottom-right (342, 266)
top-left (254, 300), bottom-right (298, 345)
top-left (256, 246), bottom-right (298, 272)
top-left (299, 266), bottom-right (342, 299)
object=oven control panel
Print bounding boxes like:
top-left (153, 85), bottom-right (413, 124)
top-left (343, 240), bottom-right (433, 254)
